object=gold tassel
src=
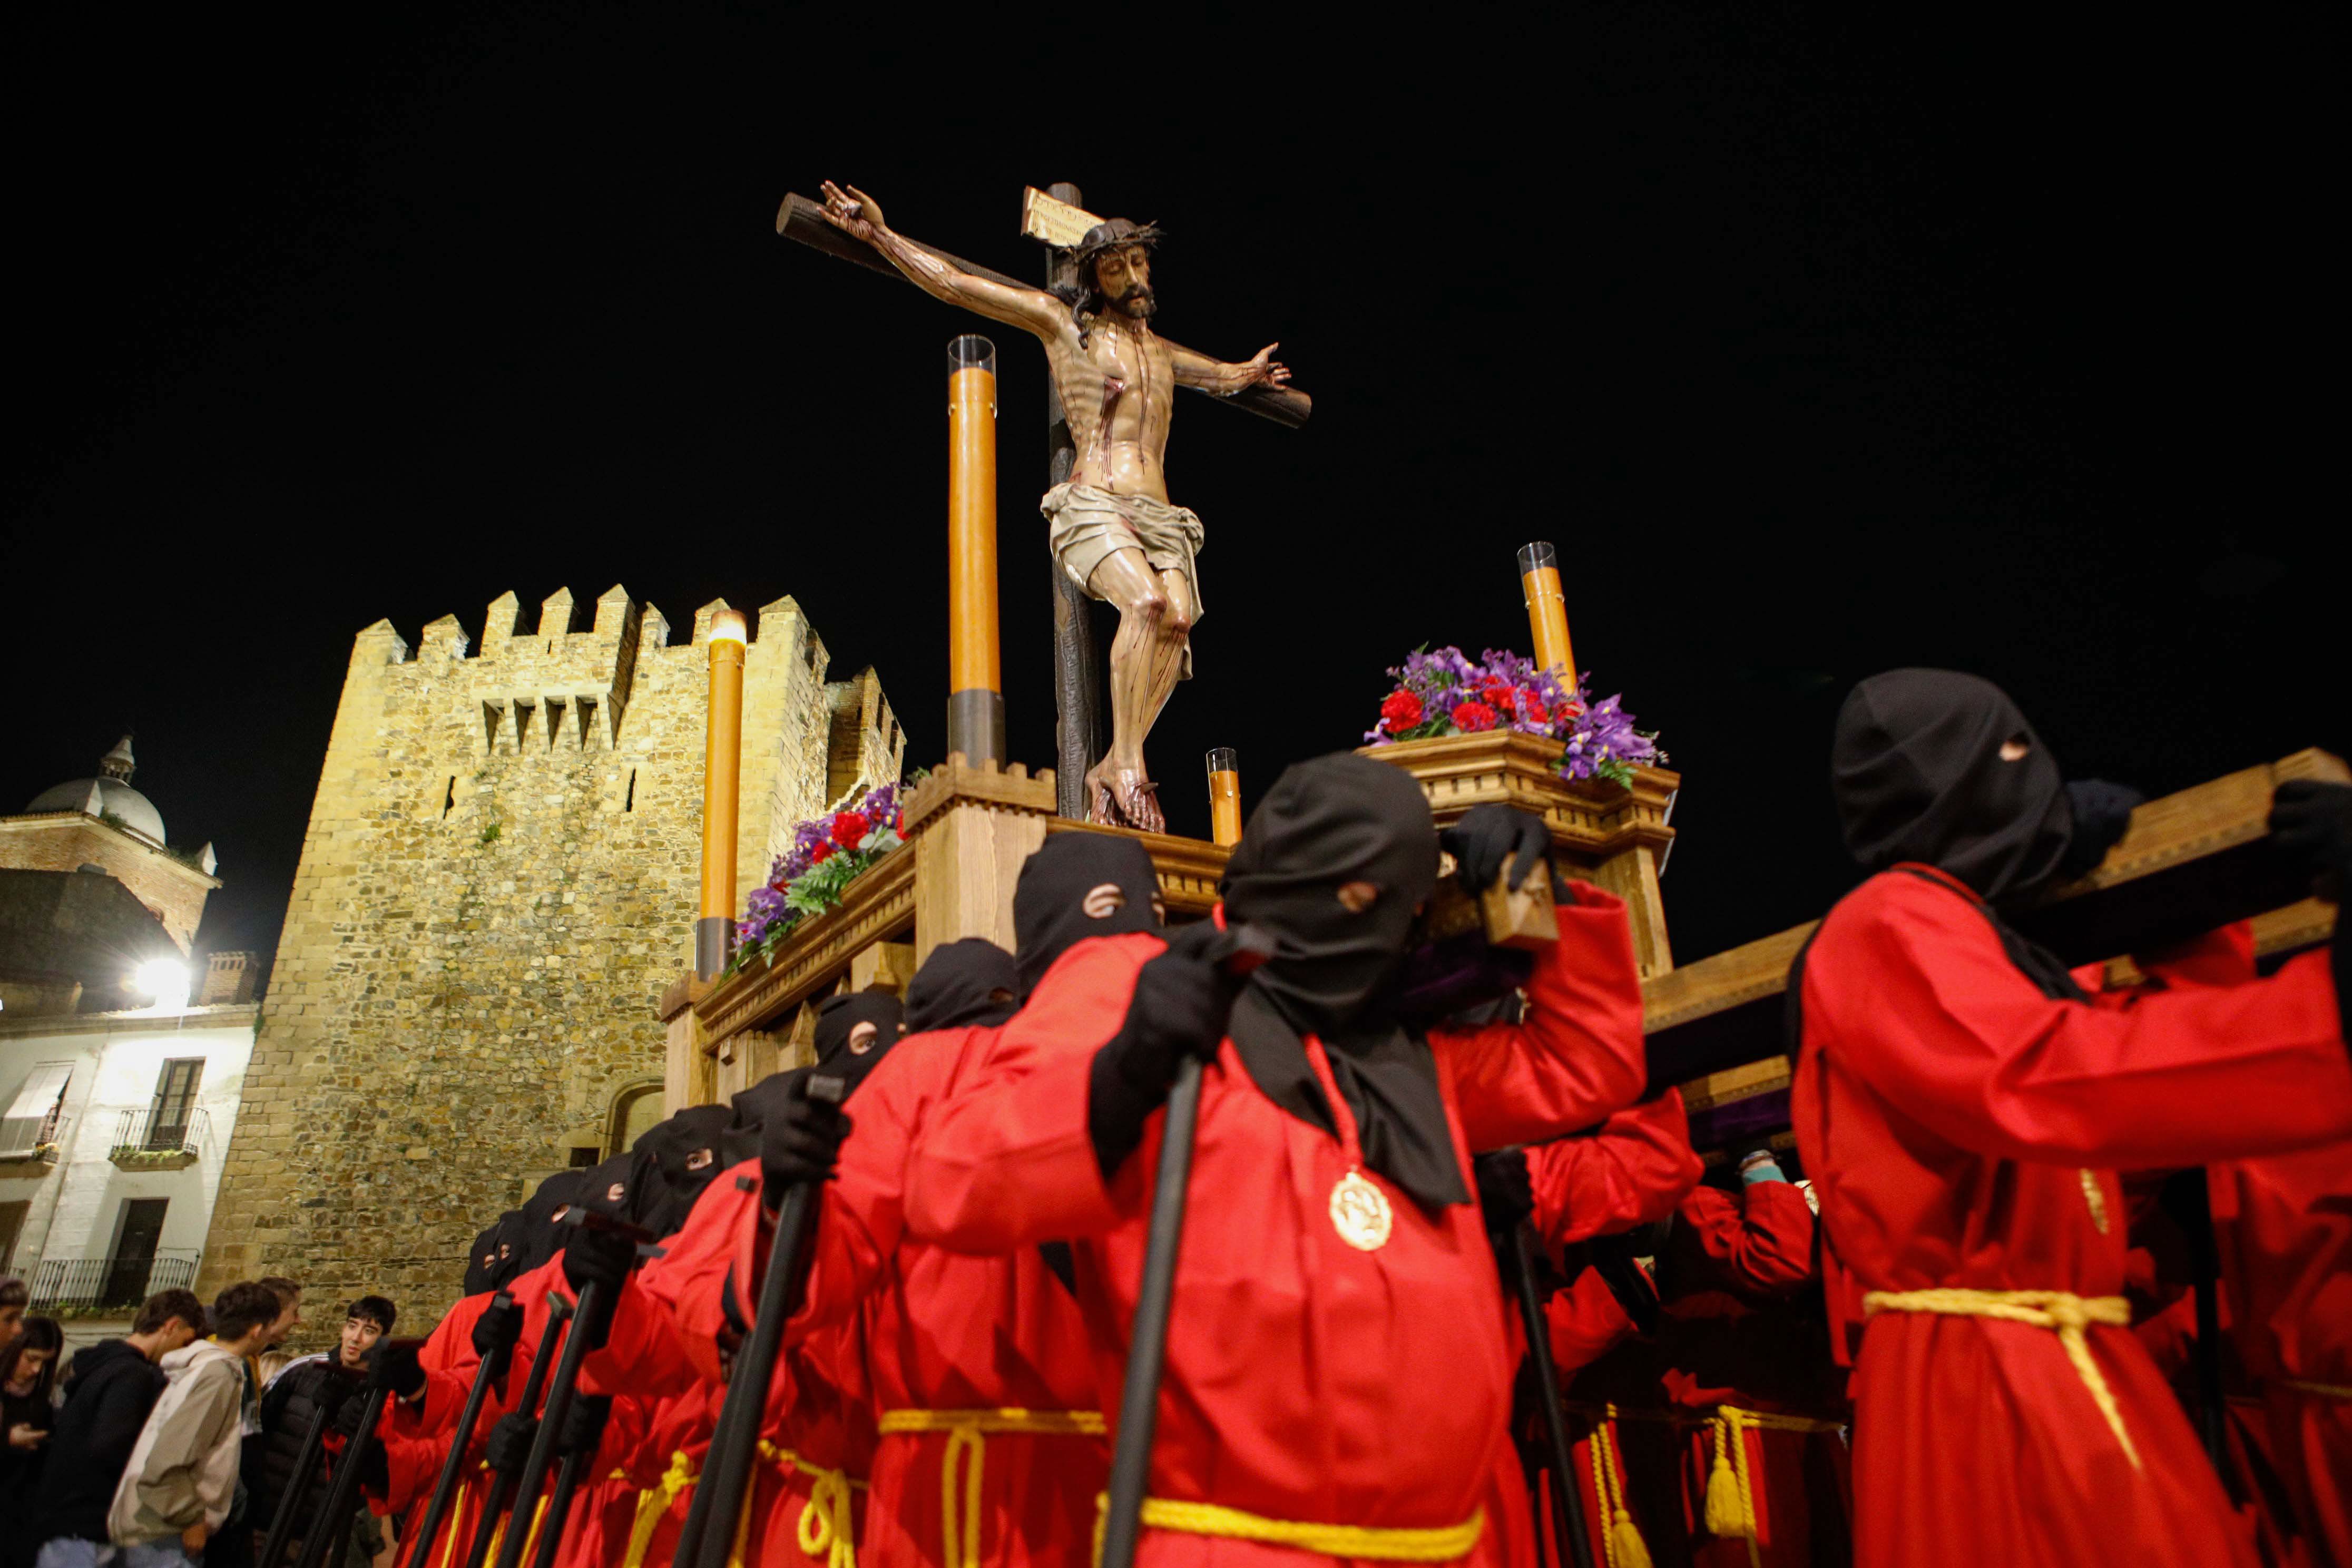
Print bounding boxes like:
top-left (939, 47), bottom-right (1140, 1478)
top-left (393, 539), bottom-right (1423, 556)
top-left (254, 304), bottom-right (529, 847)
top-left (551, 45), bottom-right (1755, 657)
top-left (1702, 1414), bottom-right (1755, 1540)
top-left (1609, 1511), bottom-right (1653, 1568)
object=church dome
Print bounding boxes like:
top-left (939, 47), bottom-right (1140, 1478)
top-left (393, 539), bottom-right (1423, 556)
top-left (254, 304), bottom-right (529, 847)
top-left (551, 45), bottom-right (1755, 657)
top-left (26, 734), bottom-right (167, 843)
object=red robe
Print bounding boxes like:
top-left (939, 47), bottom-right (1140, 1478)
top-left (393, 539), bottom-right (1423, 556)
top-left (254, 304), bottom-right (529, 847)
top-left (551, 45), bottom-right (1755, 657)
top-left (781, 1024), bottom-right (1108, 1568)
top-left (620, 1164), bottom-right (876, 1568)
top-left (2096, 924), bottom-right (2352, 1568)
top-left (1789, 863), bottom-right (2352, 1568)
top-left (904, 886), bottom-right (1649, 1568)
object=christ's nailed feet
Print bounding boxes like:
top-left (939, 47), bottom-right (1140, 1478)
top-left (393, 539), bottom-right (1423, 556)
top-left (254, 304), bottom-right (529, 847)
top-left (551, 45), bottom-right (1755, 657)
top-left (1087, 762), bottom-right (1165, 835)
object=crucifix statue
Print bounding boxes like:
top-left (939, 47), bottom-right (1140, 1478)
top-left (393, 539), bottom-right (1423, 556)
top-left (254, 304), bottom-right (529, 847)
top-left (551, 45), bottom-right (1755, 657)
top-left (790, 180), bottom-right (1305, 831)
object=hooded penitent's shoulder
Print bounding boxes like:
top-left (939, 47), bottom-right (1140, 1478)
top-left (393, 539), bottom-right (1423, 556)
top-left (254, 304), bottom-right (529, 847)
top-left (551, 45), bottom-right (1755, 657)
top-left (1036, 927), bottom-right (1167, 989)
top-left (1819, 867), bottom-right (1984, 948)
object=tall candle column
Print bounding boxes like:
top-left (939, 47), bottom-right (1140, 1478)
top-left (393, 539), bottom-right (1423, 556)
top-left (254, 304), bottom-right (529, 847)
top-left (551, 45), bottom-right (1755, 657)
top-left (696, 607), bottom-right (748, 980)
top-left (946, 334), bottom-right (1006, 765)
top-left (1518, 541), bottom-right (1576, 682)
top-left (1205, 749), bottom-right (1242, 847)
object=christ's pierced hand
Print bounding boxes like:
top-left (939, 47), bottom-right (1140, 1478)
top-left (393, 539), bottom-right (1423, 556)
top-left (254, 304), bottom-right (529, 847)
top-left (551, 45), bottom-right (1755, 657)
top-left (820, 180), bottom-right (885, 242)
top-left (1242, 342), bottom-right (1291, 388)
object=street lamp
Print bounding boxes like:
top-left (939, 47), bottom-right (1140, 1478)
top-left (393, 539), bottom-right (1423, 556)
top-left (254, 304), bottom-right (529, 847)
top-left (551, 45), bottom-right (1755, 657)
top-left (136, 958), bottom-right (190, 1013)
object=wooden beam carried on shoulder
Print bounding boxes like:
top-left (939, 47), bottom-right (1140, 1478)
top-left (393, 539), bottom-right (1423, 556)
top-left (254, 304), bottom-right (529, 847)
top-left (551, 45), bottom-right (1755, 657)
top-left (1642, 748), bottom-right (2347, 1092)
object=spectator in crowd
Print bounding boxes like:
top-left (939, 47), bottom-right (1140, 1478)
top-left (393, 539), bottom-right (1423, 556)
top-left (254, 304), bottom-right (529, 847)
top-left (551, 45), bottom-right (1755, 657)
top-left (28, 1288), bottom-right (206, 1568)
top-left (3, 1315), bottom-right (66, 1565)
top-left (105, 1282), bottom-right (280, 1568)
top-left (0, 1276), bottom-right (25, 1350)
top-left (242, 1298), bottom-right (396, 1568)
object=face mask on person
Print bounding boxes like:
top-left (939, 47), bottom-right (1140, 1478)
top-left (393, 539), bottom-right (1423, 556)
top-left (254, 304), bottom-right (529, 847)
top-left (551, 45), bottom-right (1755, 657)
top-left (903, 938), bottom-right (1020, 1032)
top-left (1011, 833), bottom-right (1163, 999)
top-left (1830, 669), bottom-right (2077, 904)
top-left (628, 1105), bottom-right (731, 1237)
top-left (814, 989), bottom-right (906, 1093)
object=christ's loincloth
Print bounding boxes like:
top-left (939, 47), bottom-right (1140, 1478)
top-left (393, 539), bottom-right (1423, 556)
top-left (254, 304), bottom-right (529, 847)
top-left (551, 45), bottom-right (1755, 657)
top-left (1041, 481), bottom-right (1204, 677)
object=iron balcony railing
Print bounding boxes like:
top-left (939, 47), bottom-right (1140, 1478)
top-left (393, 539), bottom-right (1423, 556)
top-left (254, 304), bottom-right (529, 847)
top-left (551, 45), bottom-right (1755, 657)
top-left (109, 1106), bottom-right (210, 1159)
top-left (29, 1248), bottom-right (202, 1311)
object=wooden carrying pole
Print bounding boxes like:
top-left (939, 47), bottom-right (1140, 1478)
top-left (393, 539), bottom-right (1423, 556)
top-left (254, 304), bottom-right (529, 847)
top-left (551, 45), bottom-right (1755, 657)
top-left (1206, 749), bottom-right (1242, 847)
top-left (947, 336), bottom-right (1006, 766)
top-left (697, 609), bottom-right (749, 979)
top-left (1519, 542), bottom-right (1576, 681)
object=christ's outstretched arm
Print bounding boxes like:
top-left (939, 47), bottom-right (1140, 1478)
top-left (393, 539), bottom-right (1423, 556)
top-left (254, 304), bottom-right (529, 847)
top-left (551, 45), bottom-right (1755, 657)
top-left (1170, 340), bottom-right (1292, 396)
top-left (820, 181), bottom-right (1070, 342)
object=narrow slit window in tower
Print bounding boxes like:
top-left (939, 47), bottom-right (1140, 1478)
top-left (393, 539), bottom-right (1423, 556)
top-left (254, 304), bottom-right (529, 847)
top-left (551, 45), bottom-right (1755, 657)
top-left (623, 769), bottom-right (636, 813)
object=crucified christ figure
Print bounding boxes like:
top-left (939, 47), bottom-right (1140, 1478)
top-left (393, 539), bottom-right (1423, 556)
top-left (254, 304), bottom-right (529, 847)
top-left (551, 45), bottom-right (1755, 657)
top-left (820, 181), bottom-right (1292, 832)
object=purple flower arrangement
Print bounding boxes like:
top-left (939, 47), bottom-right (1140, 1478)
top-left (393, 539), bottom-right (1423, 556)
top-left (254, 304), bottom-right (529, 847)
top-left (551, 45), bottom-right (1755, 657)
top-left (730, 781), bottom-right (906, 972)
top-left (1365, 645), bottom-right (1664, 789)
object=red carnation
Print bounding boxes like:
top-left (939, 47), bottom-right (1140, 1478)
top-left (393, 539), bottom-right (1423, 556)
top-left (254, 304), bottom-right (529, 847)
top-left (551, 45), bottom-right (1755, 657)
top-left (1522, 699), bottom-right (1550, 725)
top-left (1481, 682), bottom-right (1516, 711)
top-left (831, 811), bottom-right (869, 849)
top-left (1452, 699), bottom-right (1498, 733)
top-left (809, 838), bottom-right (834, 865)
top-left (1380, 689), bottom-right (1424, 730)
top-left (893, 810), bottom-right (905, 835)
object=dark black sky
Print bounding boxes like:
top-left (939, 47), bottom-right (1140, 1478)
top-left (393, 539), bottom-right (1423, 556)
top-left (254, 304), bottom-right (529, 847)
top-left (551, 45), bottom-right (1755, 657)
top-left (5, 8), bottom-right (2337, 971)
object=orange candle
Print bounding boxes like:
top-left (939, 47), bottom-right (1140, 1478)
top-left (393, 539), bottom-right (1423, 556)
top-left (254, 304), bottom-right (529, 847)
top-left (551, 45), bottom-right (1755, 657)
top-left (698, 607), bottom-right (748, 978)
top-left (947, 335), bottom-right (1005, 764)
top-left (1518, 541), bottom-right (1576, 681)
top-left (1206, 748), bottom-right (1242, 847)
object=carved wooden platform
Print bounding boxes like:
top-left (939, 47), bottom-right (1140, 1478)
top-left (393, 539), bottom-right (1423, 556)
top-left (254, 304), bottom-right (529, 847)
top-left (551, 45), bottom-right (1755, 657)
top-left (1643, 748), bottom-right (2347, 1094)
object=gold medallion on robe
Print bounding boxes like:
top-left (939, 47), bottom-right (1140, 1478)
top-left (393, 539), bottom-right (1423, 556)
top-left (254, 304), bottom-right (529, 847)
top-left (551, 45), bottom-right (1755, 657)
top-left (1329, 1169), bottom-right (1393, 1251)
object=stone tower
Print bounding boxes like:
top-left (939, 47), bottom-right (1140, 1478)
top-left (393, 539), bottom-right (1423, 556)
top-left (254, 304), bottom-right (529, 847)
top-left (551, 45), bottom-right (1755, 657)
top-left (197, 586), bottom-right (900, 1311)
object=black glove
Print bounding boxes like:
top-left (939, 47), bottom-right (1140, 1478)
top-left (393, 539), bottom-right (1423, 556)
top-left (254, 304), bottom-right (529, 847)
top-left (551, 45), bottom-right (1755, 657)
top-left (328, 1380), bottom-right (371, 1440)
top-left (562, 1224), bottom-right (637, 1302)
top-left (1440, 805), bottom-right (1551, 895)
top-left (2271, 780), bottom-right (2352, 884)
top-left (471, 1295), bottom-right (522, 1365)
top-left (366, 1340), bottom-right (426, 1400)
top-left (760, 1076), bottom-right (853, 1200)
top-left (558, 1396), bottom-right (612, 1457)
top-left (1473, 1148), bottom-right (1534, 1238)
top-left (1087, 922), bottom-right (1248, 1178)
top-left (2060, 779), bottom-right (2145, 876)
top-left (483, 1412), bottom-right (538, 1475)
top-left (355, 1431), bottom-right (390, 1495)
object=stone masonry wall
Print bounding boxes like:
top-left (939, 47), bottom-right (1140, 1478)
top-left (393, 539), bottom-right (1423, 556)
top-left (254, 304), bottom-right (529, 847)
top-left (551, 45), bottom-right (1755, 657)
top-left (0, 816), bottom-right (218, 953)
top-left (197, 586), bottom-right (893, 1335)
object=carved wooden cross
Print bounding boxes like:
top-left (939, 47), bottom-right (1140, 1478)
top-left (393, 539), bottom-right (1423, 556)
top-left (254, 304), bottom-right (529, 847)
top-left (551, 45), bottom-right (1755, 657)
top-left (773, 183), bottom-right (1311, 818)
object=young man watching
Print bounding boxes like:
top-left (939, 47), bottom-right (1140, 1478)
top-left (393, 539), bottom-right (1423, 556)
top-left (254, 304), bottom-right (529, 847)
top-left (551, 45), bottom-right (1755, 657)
top-left (0, 1276), bottom-right (26, 1350)
top-left (31, 1289), bottom-right (208, 1568)
top-left (243, 1299), bottom-right (398, 1567)
top-left (107, 1282), bottom-right (282, 1568)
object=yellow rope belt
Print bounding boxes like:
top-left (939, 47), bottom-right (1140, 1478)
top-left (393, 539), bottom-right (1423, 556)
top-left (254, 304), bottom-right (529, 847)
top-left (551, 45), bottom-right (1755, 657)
top-left (878, 1408), bottom-right (1106, 1568)
top-left (431, 1472), bottom-right (481, 1568)
top-left (1094, 1494), bottom-right (1485, 1564)
top-left (1587, 1405), bottom-right (1650, 1568)
top-left (1864, 1288), bottom-right (2139, 1469)
top-left (2279, 1377), bottom-right (2352, 1400)
top-left (620, 1449), bottom-right (699, 1568)
top-left (1701, 1405), bottom-right (1846, 1562)
top-left (720, 1440), bottom-right (870, 1568)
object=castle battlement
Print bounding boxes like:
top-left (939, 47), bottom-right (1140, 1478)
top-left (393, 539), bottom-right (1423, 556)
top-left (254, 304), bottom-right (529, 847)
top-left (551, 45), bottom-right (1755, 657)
top-left (198, 583), bottom-right (903, 1316)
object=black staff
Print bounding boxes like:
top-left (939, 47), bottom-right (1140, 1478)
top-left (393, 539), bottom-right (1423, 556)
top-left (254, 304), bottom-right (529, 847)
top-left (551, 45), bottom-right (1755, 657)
top-left (680, 1075), bottom-right (845, 1568)
top-left (2161, 1169), bottom-right (2231, 1474)
top-left (461, 1296), bottom-right (573, 1568)
top-left (526, 1429), bottom-right (599, 1568)
top-left (494, 1212), bottom-right (654, 1568)
top-left (1510, 1224), bottom-right (1596, 1568)
top-left (1098, 926), bottom-right (1271, 1568)
top-left (290, 1339), bottom-right (424, 1568)
top-left (399, 1290), bottom-right (520, 1568)
top-left (256, 1364), bottom-right (364, 1568)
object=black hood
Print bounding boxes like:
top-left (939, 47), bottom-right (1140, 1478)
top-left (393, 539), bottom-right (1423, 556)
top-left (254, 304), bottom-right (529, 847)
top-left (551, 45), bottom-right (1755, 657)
top-left (720, 1065), bottom-right (807, 1172)
top-left (904, 938), bottom-right (1019, 1032)
top-left (512, 1170), bottom-right (591, 1275)
top-left (462, 1214), bottom-right (516, 1297)
top-left (1217, 753), bottom-right (1466, 1209)
top-left (1013, 832), bottom-right (1162, 998)
top-left (1832, 669), bottom-right (2076, 904)
top-left (815, 988), bottom-right (905, 1092)
top-left (629, 1105), bottom-right (732, 1237)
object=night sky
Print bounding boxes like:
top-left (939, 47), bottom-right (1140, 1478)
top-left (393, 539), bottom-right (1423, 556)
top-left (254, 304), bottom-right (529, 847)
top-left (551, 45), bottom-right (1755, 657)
top-left (6, 9), bottom-right (2336, 973)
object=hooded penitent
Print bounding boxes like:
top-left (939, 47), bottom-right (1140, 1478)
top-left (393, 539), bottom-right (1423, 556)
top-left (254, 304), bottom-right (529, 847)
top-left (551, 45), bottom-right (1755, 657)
top-left (1218, 752), bottom-right (1467, 1209)
top-left (512, 1169), bottom-right (591, 1275)
top-left (629, 1104), bottom-right (732, 1237)
top-left (814, 988), bottom-right (906, 1092)
top-left (1012, 831), bottom-right (1161, 999)
top-left (1831, 669), bottom-right (2076, 905)
top-left (462, 1211), bottom-right (523, 1295)
top-left (904, 938), bottom-right (1020, 1032)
